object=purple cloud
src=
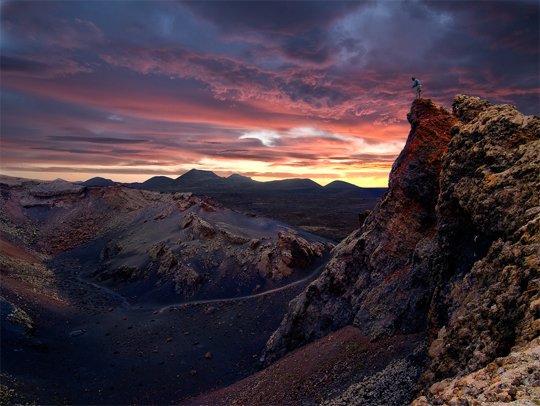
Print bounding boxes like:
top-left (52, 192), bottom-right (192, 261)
top-left (1, 0), bottom-right (538, 186)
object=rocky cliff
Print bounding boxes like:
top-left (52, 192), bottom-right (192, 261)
top-left (263, 95), bottom-right (539, 403)
top-left (264, 98), bottom-right (457, 361)
top-left (419, 95), bottom-right (540, 402)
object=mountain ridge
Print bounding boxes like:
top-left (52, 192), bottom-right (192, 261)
top-left (84, 171), bottom-right (371, 192)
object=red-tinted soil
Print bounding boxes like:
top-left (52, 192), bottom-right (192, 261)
top-left (190, 327), bottom-right (423, 405)
top-left (0, 240), bottom-right (41, 263)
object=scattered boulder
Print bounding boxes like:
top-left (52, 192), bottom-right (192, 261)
top-left (180, 213), bottom-right (215, 239)
top-left (256, 230), bottom-right (327, 280)
top-left (69, 329), bottom-right (86, 338)
top-left (2, 300), bottom-right (34, 334)
top-left (100, 242), bottom-right (122, 260)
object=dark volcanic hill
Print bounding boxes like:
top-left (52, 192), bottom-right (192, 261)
top-left (141, 175), bottom-right (175, 189)
top-left (131, 170), bottom-right (328, 193)
top-left (227, 173), bottom-right (256, 184)
top-left (193, 95), bottom-right (540, 405)
top-left (174, 168), bottom-right (224, 188)
top-left (260, 178), bottom-right (322, 191)
top-left (79, 176), bottom-right (117, 187)
top-left (323, 180), bottom-right (361, 191)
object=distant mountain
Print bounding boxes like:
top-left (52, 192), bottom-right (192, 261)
top-left (261, 178), bottom-right (323, 191)
top-left (141, 176), bottom-right (174, 189)
top-left (79, 177), bottom-right (116, 187)
top-left (323, 180), bottom-right (361, 191)
top-left (124, 169), bottom-right (387, 206)
top-left (174, 169), bottom-right (223, 187)
top-left (227, 174), bottom-right (257, 184)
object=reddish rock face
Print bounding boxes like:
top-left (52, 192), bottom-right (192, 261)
top-left (264, 99), bottom-right (458, 363)
top-left (393, 99), bottom-right (455, 211)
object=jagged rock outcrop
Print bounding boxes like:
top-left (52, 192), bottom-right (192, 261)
top-left (256, 230), bottom-right (326, 280)
top-left (420, 95), bottom-right (540, 388)
top-left (263, 95), bottom-right (539, 403)
top-left (116, 216), bottom-right (329, 298)
top-left (412, 337), bottom-right (540, 405)
top-left (148, 243), bottom-right (203, 297)
top-left (264, 98), bottom-right (457, 362)
top-left (181, 212), bottom-right (216, 239)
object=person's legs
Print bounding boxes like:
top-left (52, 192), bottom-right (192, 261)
top-left (416, 86), bottom-right (421, 99)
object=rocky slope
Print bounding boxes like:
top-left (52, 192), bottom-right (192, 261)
top-left (1, 179), bottom-right (331, 304)
top-left (262, 95), bottom-right (539, 403)
top-left (190, 327), bottom-right (423, 406)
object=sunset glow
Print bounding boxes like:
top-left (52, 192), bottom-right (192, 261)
top-left (1, 1), bottom-right (538, 186)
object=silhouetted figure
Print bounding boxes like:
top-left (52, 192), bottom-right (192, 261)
top-left (411, 77), bottom-right (422, 99)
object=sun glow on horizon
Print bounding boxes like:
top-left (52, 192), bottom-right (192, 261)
top-left (0, 159), bottom-right (393, 188)
top-left (1, 122), bottom-right (404, 187)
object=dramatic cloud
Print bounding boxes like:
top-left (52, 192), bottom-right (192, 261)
top-left (183, 1), bottom-right (365, 35)
top-left (47, 136), bottom-right (149, 144)
top-left (239, 130), bottom-right (282, 147)
top-left (1, 0), bottom-right (538, 186)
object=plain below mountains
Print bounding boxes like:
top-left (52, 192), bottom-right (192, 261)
top-left (79, 171), bottom-right (386, 241)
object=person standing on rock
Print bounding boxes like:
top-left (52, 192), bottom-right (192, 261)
top-left (412, 77), bottom-right (422, 99)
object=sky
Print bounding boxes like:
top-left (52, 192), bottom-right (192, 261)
top-left (1, 0), bottom-right (539, 187)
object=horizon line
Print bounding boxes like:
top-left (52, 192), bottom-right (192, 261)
top-left (0, 169), bottom-right (389, 188)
